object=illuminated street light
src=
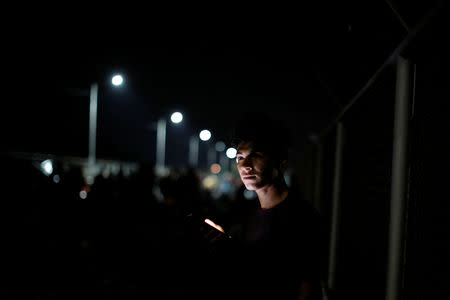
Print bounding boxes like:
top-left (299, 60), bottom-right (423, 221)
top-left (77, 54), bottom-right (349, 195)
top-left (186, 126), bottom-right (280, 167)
top-left (88, 74), bottom-right (124, 178)
top-left (170, 112), bottom-right (183, 124)
top-left (111, 74), bottom-right (124, 86)
top-left (189, 129), bottom-right (213, 169)
top-left (226, 147), bottom-right (237, 159)
top-left (198, 129), bottom-right (212, 170)
top-left (156, 112), bottom-right (184, 174)
top-left (199, 129), bottom-right (211, 141)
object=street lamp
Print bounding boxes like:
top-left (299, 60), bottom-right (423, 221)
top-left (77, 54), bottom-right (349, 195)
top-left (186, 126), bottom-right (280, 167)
top-left (111, 74), bottom-right (124, 86)
top-left (188, 129), bottom-right (212, 169)
top-left (188, 135), bottom-right (199, 167)
top-left (170, 111), bottom-right (183, 124)
top-left (225, 146), bottom-right (238, 174)
top-left (226, 147), bottom-right (237, 159)
top-left (155, 111), bottom-right (183, 175)
top-left (88, 74), bottom-right (124, 172)
top-left (199, 129), bottom-right (211, 141)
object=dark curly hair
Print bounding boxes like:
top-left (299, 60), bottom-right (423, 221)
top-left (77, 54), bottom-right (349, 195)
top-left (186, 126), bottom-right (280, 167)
top-left (230, 112), bottom-right (292, 162)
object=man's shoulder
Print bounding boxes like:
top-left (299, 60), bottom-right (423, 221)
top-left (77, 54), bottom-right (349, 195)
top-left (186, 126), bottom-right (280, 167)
top-left (284, 191), bottom-right (319, 216)
top-left (277, 192), bottom-right (323, 231)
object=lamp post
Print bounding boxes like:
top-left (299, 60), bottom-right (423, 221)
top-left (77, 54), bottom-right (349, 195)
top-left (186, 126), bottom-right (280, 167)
top-left (88, 82), bottom-right (99, 167)
top-left (188, 135), bottom-right (199, 167)
top-left (155, 111), bottom-right (183, 175)
top-left (199, 129), bottom-right (212, 170)
top-left (188, 129), bottom-right (212, 170)
top-left (87, 74), bottom-right (124, 174)
top-left (155, 118), bottom-right (167, 173)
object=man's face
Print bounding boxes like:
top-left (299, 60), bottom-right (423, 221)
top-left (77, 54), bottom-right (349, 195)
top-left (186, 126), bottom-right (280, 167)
top-left (236, 141), bottom-right (278, 191)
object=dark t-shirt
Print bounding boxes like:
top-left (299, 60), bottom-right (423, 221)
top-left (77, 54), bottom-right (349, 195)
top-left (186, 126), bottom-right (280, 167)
top-left (229, 191), bottom-right (324, 299)
top-left (191, 190), bottom-right (325, 300)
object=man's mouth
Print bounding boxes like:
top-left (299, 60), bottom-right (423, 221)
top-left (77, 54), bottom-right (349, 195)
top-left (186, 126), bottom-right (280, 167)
top-left (242, 175), bottom-right (256, 180)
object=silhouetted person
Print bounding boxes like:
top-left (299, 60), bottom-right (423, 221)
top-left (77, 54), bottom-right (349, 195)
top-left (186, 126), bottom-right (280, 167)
top-left (198, 113), bottom-right (325, 300)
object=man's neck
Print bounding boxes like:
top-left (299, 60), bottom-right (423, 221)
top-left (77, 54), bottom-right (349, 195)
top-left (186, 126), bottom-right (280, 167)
top-left (256, 182), bottom-right (289, 210)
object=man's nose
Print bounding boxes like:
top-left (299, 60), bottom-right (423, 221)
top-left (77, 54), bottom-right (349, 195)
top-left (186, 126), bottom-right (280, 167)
top-left (242, 159), bottom-right (253, 170)
top-left (242, 165), bottom-right (252, 171)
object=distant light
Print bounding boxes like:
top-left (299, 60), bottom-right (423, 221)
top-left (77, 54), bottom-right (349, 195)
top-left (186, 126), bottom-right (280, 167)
top-left (226, 147), bottom-right (237, 159)
top-left (210, 163), bottom-right (221, 174)
top-left (40, 159), bottom-right (53, 176)
top-left (170, 112), bottom-right (183, 124)
top-left (201, 174), bottom-right (218, 189)
top-left (215, 141), bottom-right (225, 152)
top-left (199, 129), bottom-right (211, 141)
top-left (79, 190), bottom-right (87, 199)
top-left (85, 175), bottom-right (94, 186)
top-left (52, 174), bottom-right (60, 183)
top-left (111, 74), bottom-right (124, 86)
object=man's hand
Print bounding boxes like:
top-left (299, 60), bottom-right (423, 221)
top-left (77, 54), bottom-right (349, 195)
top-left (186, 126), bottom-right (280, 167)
top-left (199, 218), bottom-right (231, 252)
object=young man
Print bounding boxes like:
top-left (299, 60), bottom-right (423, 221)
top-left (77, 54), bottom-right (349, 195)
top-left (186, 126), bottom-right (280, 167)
top-left (227, 113), bottom-right (324, 300)
top-left (193, 114), bottom-right (324, 300)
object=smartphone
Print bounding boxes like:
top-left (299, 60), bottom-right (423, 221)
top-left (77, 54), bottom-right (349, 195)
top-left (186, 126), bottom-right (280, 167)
top-left (185, 213), bottom-right (231, 244)
top-left (204, 218), bottom-right (225, 233)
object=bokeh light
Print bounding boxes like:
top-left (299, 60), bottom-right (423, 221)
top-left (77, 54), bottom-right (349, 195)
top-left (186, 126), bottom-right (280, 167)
top-left (210, 163), bottom-right (221, 174)
top-left (226, 147), bottom-right (237, 159)
top-left (201, 174), bottom-right (219, 189)
top-left (170, 112), bottom-right (183, 124)
top-left (40, 159), bottom-right (53, 176)
top-left (111, 74), bottom-right (124, 86)
top-left (215, 141), bottom-right (226, 152)
top-left (199, 129), bottom-right (211, 141)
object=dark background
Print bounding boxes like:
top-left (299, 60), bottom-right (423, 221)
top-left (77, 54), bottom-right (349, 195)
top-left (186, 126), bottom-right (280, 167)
top-left (4, 1), bottom-right (441, 165)
top-left (2, 2), bottom-right (449, 300)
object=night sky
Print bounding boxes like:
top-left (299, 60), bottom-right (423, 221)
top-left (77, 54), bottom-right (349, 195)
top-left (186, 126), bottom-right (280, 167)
top-left (3, 1), bottom-right (429, 165)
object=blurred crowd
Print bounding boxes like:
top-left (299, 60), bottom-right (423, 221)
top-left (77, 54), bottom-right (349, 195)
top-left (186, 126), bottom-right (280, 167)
top-left (3, 157), bottom-right (257, 299)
